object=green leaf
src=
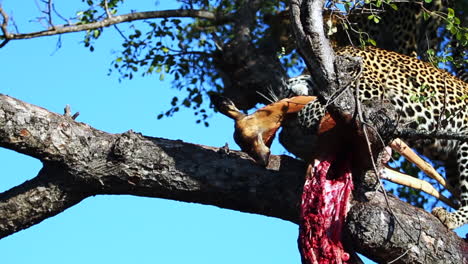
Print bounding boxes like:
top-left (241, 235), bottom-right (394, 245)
top-left (447, 8), bottom-right (455, 19)
top-left (422, 11), bottom-right (430, 21)
top-left (193, 94), bottom-right (202, 104)
top-left (446, 23), bottom-right (453, 32)
top-left (182, 99), bottom-right (191, 107)
top-left (424, 0), bottom-right (432, 3)
top-left (450, 25), bottom-right (458, 35)
top-left (359, 37), bottom-right (366, 47)
top-left (344, 2), bottom-right (350, 13)
top-left (170, 96), bottom-right (178, 106)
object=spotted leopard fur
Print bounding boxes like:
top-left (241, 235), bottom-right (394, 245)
top-left (278, 46), bottom-right (468, 229)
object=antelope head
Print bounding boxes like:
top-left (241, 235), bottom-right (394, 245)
top-left (211, 94), bottom-right (316, 166)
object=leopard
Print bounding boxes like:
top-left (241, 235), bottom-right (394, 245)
top-left (275, 46), bottom-right (468, 229)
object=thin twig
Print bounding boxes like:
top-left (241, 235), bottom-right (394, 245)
top-left (47, 0), bottom-right (53, 27)
top-left (0, 6), bottom-right (10, 47)
top-left (113, 25), bottom-right (128, 41)
top-left (362, 122), bottom-right (419, 243)
top-left (103, 0), bottom-right (112, 18)
top-left (354, 73), bottom-right (419, 244)
top-left (324, 58), bottom-right (363, 109)
top-left (387, 248), bottom-right (411, 264)
top-left (52, 3), bottom-right (70, 25)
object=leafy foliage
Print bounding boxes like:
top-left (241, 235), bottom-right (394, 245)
top-left (76, 0), bottom-right (301, 125)
top-left (424, 6), bottom-right (467, 75)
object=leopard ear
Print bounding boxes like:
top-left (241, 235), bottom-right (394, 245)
top-left (210, 93), bottom-right (246, 121)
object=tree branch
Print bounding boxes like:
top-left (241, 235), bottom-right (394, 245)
top-left (0, 93), bottom-right (305, 237)
top-left (348, 191), bottom-right (467, 264)
top-left (0, 6), bottom-right (10, 47)
top-left (396, 128), bottom-right (468, 142)
top-left (290, 0), bottom-right (336, 97)
top-left (290, 0), bottom-right (360, 120)
top-left (0, 94), bottom-right (466, 262)
top-left (0, 165), bottom-right (89, 237)
top-left (0, 7), bottom-right (232, 42)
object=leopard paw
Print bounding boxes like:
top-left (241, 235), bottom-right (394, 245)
top-left (432, 207), bottom-right (456, 229)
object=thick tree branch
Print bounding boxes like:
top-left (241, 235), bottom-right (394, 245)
top-left (0, 8), bottom-right (231, 42)
top-left (348, 191), bottom-right (467, 264)
top-left (0, 93), bottom-right (305, 237)
top-left (290, 0), bottom-right (359, 120)
top-left (0, 166), bottom-right (89, 237)
top-left (0, 94), bottom-right (466, 262)
top-left (290, 0), bottom-right (335, 90)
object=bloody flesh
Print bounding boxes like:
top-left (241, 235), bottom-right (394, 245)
top-left (298, 154), bottom-right (354, 264)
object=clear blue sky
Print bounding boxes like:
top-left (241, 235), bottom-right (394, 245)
top-left (0, 1), bottom-right (465, 264)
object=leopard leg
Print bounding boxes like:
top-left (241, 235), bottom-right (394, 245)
top-left (382, 165), bottom-right (456, 208)
top-left (297, 99), bottom-right (325, 133)
top-left (432, 142), bottom-right (468, 229)
top-left (390, 138), bottom-right (458, 197)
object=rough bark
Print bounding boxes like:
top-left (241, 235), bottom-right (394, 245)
top-left (348, 192), bottom-right (468, 264)
top-left (0, 93), bottom-right (466, 263)
top-left (0, 93), bottom-right (305, 235)
top-left (290, 0), bottom-right (360, 119)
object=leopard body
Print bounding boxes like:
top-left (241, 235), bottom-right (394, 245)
top-left (279, 46), bottom-right (467, 229)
